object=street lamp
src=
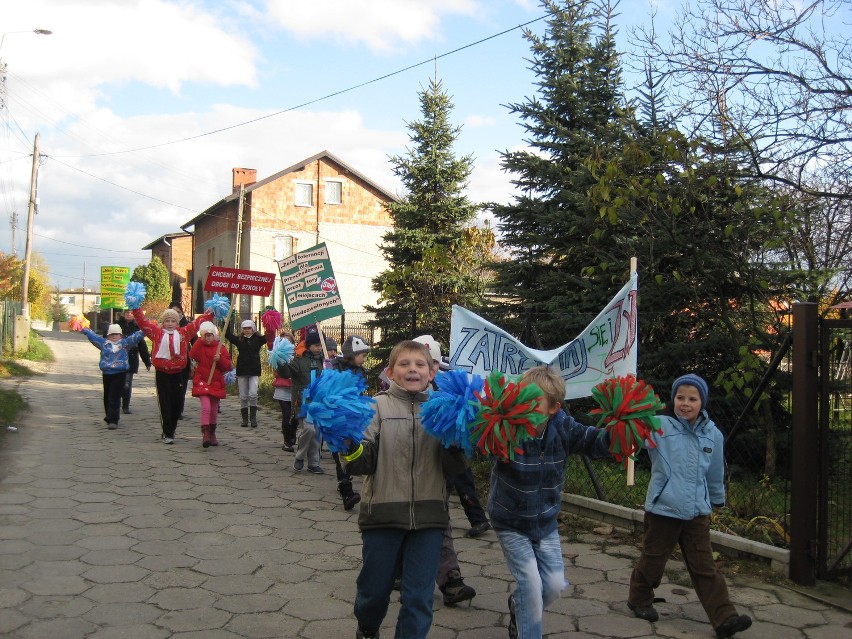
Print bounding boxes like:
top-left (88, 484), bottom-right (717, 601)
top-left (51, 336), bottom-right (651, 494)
top-left (0, 29), bottom-right (53, 51)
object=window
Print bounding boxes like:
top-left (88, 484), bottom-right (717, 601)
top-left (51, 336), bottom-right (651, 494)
top-left (274, 235), bottom-right (295, 261)
top-left (62, 295), bottom-right (75, 305)
top-left (325, 180), bottom-right (342, 205)
top-left (295, 182), bottom-right (313, 207)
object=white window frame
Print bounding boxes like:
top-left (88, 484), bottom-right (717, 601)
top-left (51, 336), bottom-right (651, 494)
top-left (325, 179), bottom-right (343, 205)
top-left (294, 181), bottom-right (314, 207)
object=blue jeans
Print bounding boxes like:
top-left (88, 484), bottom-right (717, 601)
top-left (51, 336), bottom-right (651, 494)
top-left (355, 527), bottom-right (443, 639)
top-left (496, 529), bottom-right (568, 639)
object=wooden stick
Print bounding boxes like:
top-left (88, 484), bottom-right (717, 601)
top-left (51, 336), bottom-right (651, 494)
top-left (627, 256), bottom-right (638, 486)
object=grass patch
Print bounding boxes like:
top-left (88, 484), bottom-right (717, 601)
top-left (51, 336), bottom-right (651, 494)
top-left (12, 330), bottom-right (54, 362)
top-left (0, 360), bottom-right (36, 378)
top-left (0, 388), bottom-right (26, 425)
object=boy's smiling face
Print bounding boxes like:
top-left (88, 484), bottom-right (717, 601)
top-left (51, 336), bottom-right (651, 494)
top-left (386, 347), bottom-right (435, 393)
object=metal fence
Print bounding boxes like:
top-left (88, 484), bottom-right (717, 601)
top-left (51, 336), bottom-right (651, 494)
top-left (0, 299), bottom-right (21, 355)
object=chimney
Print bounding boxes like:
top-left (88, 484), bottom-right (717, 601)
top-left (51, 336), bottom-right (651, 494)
top-left (232, 168), bottom-right (257, 191)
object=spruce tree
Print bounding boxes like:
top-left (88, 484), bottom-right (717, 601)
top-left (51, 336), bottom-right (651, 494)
top-left (367, 78), bottom-right (490, 362)
top-left (488, 0), bottom-right (632, 345)
top-left (131, 256), bottom-right (171, 303)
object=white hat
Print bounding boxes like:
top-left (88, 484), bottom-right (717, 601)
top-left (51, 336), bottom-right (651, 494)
top-left (413, 335), bottom-right (441, 363)
top-left (199, 321), bottom-right (219, 337)
top-left (241, 319), bottom-right (256, 330)
top-left (106, 324), bottom-right (123, 336)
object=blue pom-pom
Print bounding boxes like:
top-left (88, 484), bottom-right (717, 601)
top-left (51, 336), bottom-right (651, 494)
top-left (124, 281), bottom-right (147, 310)
top-left (204, 294), bottom-right (231, 320)
top-left (298, 370), bottom-right (375, 453)
top-left (267, 337), bottom-right (295, 370)
top-left (224, 369), bottom-right (237, 385)
top-left (420, 370), bottom-right (484, 456)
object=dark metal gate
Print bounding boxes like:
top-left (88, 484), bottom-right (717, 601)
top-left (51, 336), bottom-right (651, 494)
top-left (818, 318), bottom-right (852, 582)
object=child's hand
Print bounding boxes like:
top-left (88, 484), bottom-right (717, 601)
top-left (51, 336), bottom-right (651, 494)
top-left (213, 352), bottom-right (220, 362)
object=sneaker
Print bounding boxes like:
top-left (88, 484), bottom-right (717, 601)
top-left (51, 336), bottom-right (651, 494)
top-left (163, 436), bottom-right (174, 445)
top-left (307, 465), bottom-right (325, 474)
top-left (343, 493), bottom-right (361, 511)
top-left (282, 443), bottom-right (295, 452)
top-left (441, 572), bottom-right (476, 606)
top-left (716, 614), bottom-right (752, 638)
top-left (628, 601), bottom-right (659, 622)
top-left (293, 459), bottom-right (304, 471)
top-left (465, 521), bottom-right (492, 538)
top-left (355, 628), bottom-right (380, 639)
top-left (107, 423), bottom-right (118, 430)
top-left (122, 407), bottom-right (131, 414)
top-left (508, 593), bottom-right (518, 639)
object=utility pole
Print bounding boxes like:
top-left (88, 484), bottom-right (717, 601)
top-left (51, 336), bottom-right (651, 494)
top-left (20, 132), bottom-right (39, 319)
top-left (10, 210), bottom-right (17, 255)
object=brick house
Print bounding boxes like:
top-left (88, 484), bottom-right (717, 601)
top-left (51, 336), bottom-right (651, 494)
top-left (179, 150), bottom-right (396, 318)
top-left (141, 232), bottom-right (193, 312)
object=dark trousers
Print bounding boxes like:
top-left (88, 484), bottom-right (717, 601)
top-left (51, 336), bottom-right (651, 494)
top-left (277, 400), bottom-right (292, 441)
top-left (102, 373), bottom-right (125, 425)
top-left (628, 511), bottom-right (738, 628)
top-left (121, 372), bottom-right (134, 410)
top-left (155, 371), bottom-right (185, 437)
top-left (446, 467), bottom-right (488, 526)
top-left (176, 364), bottom-right (190, 417)
top-left (355, 527), bottom-right (443, 639)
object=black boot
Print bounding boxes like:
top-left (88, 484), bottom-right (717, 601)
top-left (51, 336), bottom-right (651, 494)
top-left (240, 407), bottom-right (249, 428)
top-left (440, 569), bottom-right (476, 606)
top-left (249, 406), bottom-right (258, 428)
top-left (338, 479), bottom-right (361, 511)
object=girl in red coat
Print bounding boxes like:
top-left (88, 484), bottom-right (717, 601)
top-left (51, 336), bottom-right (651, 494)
top-left (189, 321), bottom-right (232, 448)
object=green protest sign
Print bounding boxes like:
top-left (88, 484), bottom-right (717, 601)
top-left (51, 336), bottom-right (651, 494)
top-left (100, 266), bottom-right (131, 310)
top-left (276, 243), bottom-right (343, 330)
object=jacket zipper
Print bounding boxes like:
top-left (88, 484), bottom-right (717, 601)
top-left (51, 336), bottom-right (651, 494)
top-left (409, 399), bottom-right (417, 529)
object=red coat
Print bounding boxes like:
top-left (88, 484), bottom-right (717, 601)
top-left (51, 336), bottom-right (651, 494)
top-left (134, 309), bottom-right (213, 374)
top-left (189, 339), bottom-right (232, 399)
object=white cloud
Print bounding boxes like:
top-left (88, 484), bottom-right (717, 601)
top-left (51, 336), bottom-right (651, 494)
top-left (465, 114), bottom-right (498, 128)
top-left (264, 0), bottom-right (481, 52)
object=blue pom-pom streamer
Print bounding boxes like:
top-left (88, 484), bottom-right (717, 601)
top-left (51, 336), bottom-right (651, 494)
top-left (420, 369), bottom-right (484, 456)
top-left (298, 370), bottom-right (376, 453)
top-left (267, 336), bottom-right (296, 370)
top-left (123, 281), bottom-right (147, 310)
top-left (224, 369), bottom-right (237, 385)
top-left (204, 293), bottom-right (231, 320)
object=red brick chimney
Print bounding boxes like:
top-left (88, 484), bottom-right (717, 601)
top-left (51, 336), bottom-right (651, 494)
top-left (232, 168), bottom-right (257, 191)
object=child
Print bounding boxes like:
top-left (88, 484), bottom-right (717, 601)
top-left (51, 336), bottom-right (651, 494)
top-left (627, 374), bottom-right (752, 639)
top-left (133, 306), bottom-right (212, 444)
top-left (225, 317), bottom-right (267, 428)
top-left (116, 308), bottom-right (151, 414)
top-left (271, 330), bottom-right (296, 451)
top-left (488, 365), bottom-right (611, 639)
top-left (189, 322), bottom-right (232, 448)
top-left (170, 301), bottom-right (192, 420)
top-left (412, 334), bottom-right (479, 607)
top-left (341, 340), bottom-right (465, 639)
top-left (79, 323), bottom-right (146, 430)
top-left (276, 328), bottom-right (326, 473)
top-left (329, 335), bottom-right (371, 510)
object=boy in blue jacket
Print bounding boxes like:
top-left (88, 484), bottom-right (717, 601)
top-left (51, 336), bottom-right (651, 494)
top-left (627, 374), bottom-right (752, 639)
top-left (487, 366), bottom-right (611, 639)
top-left (80, 323), bottom-right (145, 430)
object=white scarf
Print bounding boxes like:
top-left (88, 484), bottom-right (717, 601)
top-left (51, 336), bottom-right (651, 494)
top-left (155, 329), bottom-right (181, 360)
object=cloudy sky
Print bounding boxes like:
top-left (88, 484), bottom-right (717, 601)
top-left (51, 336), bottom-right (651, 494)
top-left (1, 0), bottom-right (674, 292)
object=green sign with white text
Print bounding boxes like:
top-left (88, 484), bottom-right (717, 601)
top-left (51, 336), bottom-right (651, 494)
top-left (276, 243), bottom-right (343, 330)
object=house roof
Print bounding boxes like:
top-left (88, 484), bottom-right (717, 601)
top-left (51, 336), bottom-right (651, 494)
top-left (180, 150), bottom-right (397, 231)
top-left (141, 231), bottom-right (192, 250)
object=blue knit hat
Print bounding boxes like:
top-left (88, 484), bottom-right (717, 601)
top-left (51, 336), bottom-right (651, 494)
top-left (672, 374), bottom-right (709, 410)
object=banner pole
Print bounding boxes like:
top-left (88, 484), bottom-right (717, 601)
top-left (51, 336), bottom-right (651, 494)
top-left (627, 256), bottom-right (638, 486)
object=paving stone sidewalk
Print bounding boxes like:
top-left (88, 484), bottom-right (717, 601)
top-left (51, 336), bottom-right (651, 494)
top-left (0, 331), bottom-right (850, 639)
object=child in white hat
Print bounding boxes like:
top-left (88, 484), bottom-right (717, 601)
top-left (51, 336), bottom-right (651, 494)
top-left (225, 317), bottom-right (268, 428)
top-left (76, 322), bottom-right (146, 430)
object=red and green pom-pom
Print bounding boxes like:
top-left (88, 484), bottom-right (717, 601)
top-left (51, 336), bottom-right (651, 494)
top-left (470, 370), bottom-right (549, 462)
top-left (261, 308), bottom-right (281, 334)
top-left (590, 375), bottom-right (664, 468)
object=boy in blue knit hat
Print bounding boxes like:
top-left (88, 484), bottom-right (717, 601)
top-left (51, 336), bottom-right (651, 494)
top-left (627, 374), bottom-right (752, 639)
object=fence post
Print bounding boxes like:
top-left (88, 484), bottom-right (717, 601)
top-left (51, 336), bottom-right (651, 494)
top-left (790, 302), bottom-right (818, 585)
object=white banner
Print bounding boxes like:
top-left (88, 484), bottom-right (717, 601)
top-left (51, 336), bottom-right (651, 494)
top-left (449, 274), bottom-right (638, 400)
